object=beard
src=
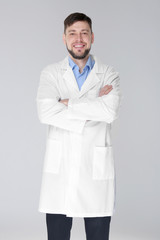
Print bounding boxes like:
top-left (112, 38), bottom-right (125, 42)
top-left (66, 45), bottom-right (91, 60)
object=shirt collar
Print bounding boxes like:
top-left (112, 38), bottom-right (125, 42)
top-left (68, 55), bottom-right (94, 71)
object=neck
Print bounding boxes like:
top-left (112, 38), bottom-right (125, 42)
top-left (69, 54), bottom-right (90, 73)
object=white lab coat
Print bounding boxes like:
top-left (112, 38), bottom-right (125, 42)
top-left (36, 54), bottom-right (122, 217)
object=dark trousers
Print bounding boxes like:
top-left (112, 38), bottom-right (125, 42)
top-left (46, 213), bottom-right (111, 240)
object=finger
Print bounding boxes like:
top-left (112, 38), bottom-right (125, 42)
top-left (102, 85), bottom-right (112, 91)
top-left (102, 87), bottom-right (112, 94)
top-left (104, 84), bottom-right (112, 88)
top-left (99, 85), bottom-right (113, 96)
top-left (104, 88), bottom-right (113, 94)
top-left (99, 90), bottom-right (106, 96)
top-left (101, 87), bottom-right (113, 96)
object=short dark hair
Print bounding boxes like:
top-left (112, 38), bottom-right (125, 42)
top-left (64, 12), bottom-right (92, 33)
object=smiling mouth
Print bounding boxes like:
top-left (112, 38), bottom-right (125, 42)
top-left (73, 44), bottom-right (85, 49)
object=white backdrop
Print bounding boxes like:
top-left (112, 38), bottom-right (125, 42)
top-left (0, 0), bottom-right (159, 239)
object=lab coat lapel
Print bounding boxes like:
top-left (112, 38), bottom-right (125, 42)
top-left (79, 67), bottom-right (101, 98)
top-left (61, 55), bottom-right (104, 98)
top-left (61, 57), bottom-right (80, 96)
top-left (79, 54), bottom-right (105, 97)
top-left (63, 66), bottom-right (80, 94)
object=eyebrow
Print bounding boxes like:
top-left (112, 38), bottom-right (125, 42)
top-left (68, 30), bottom-right (76, 33)
top-left (81, 29), bottom-right (89, 32)
top-left (68, 29), bottom-right (89, 33)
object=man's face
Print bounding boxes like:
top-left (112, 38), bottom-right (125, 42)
top-left (63, 21), bottom-right (94, 60)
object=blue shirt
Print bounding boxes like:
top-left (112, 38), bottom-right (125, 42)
top-left (68, 55), bottom-right (95, 90)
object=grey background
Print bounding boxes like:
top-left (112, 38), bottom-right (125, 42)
top-left (0, 0), bottom-right (159, 239)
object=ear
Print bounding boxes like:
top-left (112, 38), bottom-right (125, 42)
top-left (91, 32), bottom-right (94, 44)
top-left (63, 33), bottom-right (66, 45)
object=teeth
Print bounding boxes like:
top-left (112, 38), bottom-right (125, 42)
top-left (75, 45), bottom-right (84, 47)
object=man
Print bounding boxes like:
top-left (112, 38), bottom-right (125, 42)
top-left (36, 12), bottom-right (122, 240)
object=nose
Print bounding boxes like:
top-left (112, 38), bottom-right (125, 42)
top-left (76, 33), bottom-right (83, 42)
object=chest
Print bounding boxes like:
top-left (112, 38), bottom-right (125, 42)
top-left (56, 69), bottom-right (105, 100)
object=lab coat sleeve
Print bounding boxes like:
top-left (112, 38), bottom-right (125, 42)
top-left (67, 67), bottom-right (122, 123)
top-left (36, 70), bottom-right (86, 133)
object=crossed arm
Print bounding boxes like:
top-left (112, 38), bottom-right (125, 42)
top-left (60, 85), bottom-right (113, 106)
top-left (36, 67), bottom-right (122, 133)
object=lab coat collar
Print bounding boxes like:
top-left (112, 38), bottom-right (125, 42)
top-left (61, 54), bottom-right (105, 74)
top-left (68, 55), bottom-right (95, 71)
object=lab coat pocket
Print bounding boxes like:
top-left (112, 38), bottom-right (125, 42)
top-left (43, 138), bottom-right (62, 173)
top-left (93, 146), bottom-right (114, 180)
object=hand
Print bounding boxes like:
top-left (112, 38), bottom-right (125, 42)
top-left (60, 99), bottom-right (69, 106)
top-left (99, 85), bottom-right (113, 97)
